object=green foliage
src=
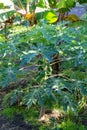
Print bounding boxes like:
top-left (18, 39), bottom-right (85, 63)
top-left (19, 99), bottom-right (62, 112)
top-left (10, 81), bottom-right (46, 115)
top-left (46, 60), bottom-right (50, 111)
top-left (1, 106), bottom-right (39, 123)
top-left (37, 0), bottom-right (46, 8)
top-left (0, 2), bottom-right (12, 9)
top-left (1, 107), bottom-right (20, 119)
top-left (57, 0), bottom-right (76, 12)
top-left (81, 13), bottom-right (87, 21)
top-left (37, 0), bottom-right (76, 14)
top-left (47, 0), bottom-right (57, 8)
top-left (0, 16), bottom-right (87, 120)
top-left (78, 0), bottom-right (87, 4)
top-left (2, 92), bottom-right (13, 107)
top-left (0, 34), bottom-right (6, 42)
top-left (60, 119), bottom-right (86, 130)
top-left (0, 3), bottom-right (5, 9)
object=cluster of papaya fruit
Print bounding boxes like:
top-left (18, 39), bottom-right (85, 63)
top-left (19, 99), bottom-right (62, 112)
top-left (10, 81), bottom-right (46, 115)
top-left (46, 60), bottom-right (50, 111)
top-left (25, 12), bottom-right (37, 25)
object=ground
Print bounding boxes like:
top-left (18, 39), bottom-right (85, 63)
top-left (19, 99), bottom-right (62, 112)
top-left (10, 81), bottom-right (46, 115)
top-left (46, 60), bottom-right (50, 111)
top-left (0, 91), bottom-right (38, 130)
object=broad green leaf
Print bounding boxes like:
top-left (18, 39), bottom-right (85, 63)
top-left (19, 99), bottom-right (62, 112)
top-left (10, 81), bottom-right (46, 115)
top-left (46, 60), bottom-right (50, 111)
top-left (57, 0), bottom-right (75, 12)
top-left (44, 10), bottom-right (58, 23)
top-left (37, 0), bottom-right (46, 8)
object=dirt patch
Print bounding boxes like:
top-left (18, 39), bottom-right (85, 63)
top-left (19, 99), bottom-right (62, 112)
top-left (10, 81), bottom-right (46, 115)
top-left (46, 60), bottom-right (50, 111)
top-left (0, 92), bottom-right (38, 130)
top-left (0, 114), bottom-right (38, 130)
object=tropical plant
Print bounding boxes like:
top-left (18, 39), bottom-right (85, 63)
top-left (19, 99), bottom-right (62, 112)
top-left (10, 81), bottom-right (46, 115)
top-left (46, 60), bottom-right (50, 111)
top-left (0, 2), bottom-right (87, 130)
top-left (0, 20), bottom-right (87, 119)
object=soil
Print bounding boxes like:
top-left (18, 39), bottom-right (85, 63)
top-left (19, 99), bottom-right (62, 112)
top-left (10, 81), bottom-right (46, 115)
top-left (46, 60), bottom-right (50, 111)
top-left (0, 92), bottom-right (38, 130)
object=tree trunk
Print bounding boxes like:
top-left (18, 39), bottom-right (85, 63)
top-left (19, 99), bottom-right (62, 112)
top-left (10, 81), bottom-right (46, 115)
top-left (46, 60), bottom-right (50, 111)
top-left (39, 107), bottom-right (45, 119)
top-left (26, 2), bottom-right (29, 14)
top-left (51, 54), bottom-right (60, 74)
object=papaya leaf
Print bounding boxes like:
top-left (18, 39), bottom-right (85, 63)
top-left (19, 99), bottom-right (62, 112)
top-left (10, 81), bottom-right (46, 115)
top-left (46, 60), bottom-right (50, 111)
top-left (44, 10), bottom-right (58, 23)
